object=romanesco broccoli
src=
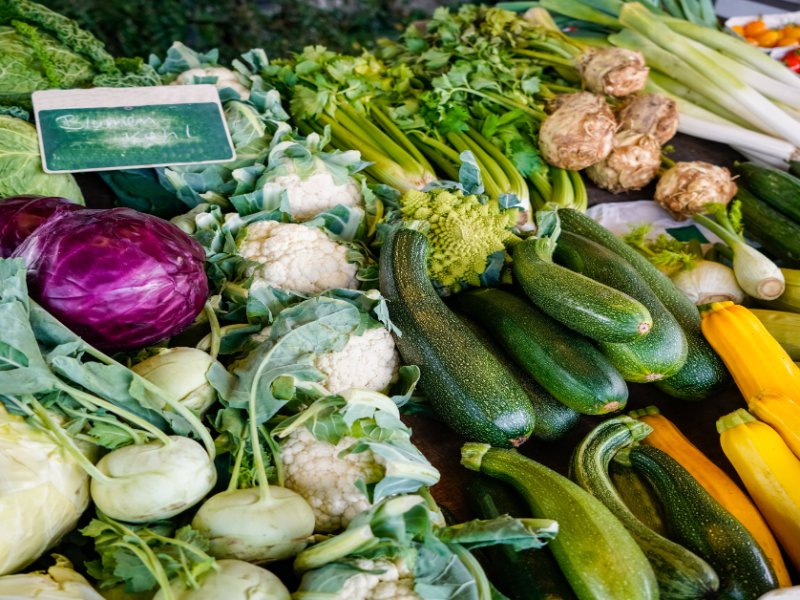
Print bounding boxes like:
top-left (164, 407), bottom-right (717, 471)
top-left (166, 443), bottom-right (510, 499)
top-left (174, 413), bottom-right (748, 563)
top-left (400, 188), bottom-right (520, 288)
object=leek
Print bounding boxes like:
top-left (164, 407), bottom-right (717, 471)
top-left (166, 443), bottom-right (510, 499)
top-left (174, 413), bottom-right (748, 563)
top-left (620, 3), bottom-right (800, 145)
top-left (660, 18), bottom-right (800, 90)
top-left (693, 204), bottom-right (785, 301)
top-left (540, 0), bottom-right (622, 27)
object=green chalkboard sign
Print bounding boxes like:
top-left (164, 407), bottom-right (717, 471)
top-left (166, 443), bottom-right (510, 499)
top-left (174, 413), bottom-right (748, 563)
top-left (33, 86), bottom-right (235, 173)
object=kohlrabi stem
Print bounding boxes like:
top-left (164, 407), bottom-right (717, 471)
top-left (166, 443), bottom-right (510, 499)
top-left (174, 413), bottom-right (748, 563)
top-left (55, 381), bottom-right (173, 446)
top-left (57, 402), bottom-right (148, 445)
top-left (261, 424), bottom-right (284, 487)
top-left (294, 524), bottom-right (377, 575)
top-left (28, 396), bottom-right (113, 483)
top-left (145, 532), bottom-right (217, 565)
top-left (81, 346), bottom-right (216, 459)
top-left (248, 353), bottom-right (273, 502)
top-left (204, 303), bottom-right (221, 360)
top-left (227, 441), bottom-right (246, 493)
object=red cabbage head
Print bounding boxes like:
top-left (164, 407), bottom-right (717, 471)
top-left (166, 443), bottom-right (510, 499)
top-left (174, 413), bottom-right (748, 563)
top-left (13, 207), bottom-right (209, 350)
top-left (0, 196), bottom-right (83, 258)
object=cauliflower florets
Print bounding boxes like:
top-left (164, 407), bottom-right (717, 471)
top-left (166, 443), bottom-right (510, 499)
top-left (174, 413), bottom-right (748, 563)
top-left (338, 558), bottom-right (421, 600)
top-left (313, 328), bottom-right (400, 394)
top-left (241, 222), bottom-right (358, 294)
top-left (170, 67), bottom-right (250, 100)
top-left (272, 162), bottom-right (365, 222)
top-left (281, 428), bottom-right (385, 533)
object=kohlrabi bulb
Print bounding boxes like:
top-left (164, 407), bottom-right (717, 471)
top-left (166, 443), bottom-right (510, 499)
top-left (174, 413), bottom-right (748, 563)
top-left (539, 93), bottom-right (616, 171)
top-left (91, 436), bottom-right (216, 523)
top-left (191, 487), bottom-right (315, 562)
top-left (132, 348), bottom-right (220, 415)
top-left (154, 560), bottom-right (290, 600)
top-left (0, 556), bottom-right (105, 600)
top-left (0, 406), bottom-right (92, 576)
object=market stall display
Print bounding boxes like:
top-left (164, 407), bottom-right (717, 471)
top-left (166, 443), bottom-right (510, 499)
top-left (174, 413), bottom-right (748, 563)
top-left (1, 0), bottom-right (800, 598)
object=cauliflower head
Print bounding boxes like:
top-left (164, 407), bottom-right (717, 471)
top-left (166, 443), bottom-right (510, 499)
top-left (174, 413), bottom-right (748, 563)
top-left (240, 221), bottom-right (358, 293)
top-left (281, 428), bottom-right (386, 533)
top-left (171, 67), bottom-right (250, 100)
top-left (400, 188), bottom-right (519, 288)
top-left (337, 558), bottom-right (421, 600)
top-left (272, 162), bottom-right (365, 222)
top-left (313, 327), bottom-right (400, 394)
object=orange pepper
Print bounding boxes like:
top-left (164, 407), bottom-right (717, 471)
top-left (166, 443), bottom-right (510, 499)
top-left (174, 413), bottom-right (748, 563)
top-left (757, 30), bottom-right (781, 47)
top-left (745, 20), bottom-right (768, 37)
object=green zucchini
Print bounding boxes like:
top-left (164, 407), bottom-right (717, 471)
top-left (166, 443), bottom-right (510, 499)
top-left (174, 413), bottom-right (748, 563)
top-left (629, 445), bottom-right (779, 600)
top-left (609, 460), bottom-right (667, 537)
top-left (454, 288), bottom-right (628, 415)
top-left (736, 162), bottom-right (800, 223)
top-left (569, 419), bottom-right (719, 600)
top-left (738, 187), bottom-right (800, 267)
top-left (466, 476), bottom-right (577, 600)
top-left (462, 444), bottom-right (658, 600)
top-left (554, 231), bottom-right (688, 383)
top-left (454, 311), bottom-right (581, 441)
top-left (790, 160), bottom-right (800, 180)
top-left (514, 236), bottom-right (653, 344)
top-left (379, 229), bottom-right (536, 447)
top-left (559, 208), bottom-right (731, 400)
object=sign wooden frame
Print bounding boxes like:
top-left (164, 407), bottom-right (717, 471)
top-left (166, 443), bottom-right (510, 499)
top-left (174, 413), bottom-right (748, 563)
top-left (33, 85), bottom-right (235, 173)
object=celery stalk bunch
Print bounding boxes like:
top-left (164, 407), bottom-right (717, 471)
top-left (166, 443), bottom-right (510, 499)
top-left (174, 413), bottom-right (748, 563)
top-left (261, 5), bottom-right (591, 221)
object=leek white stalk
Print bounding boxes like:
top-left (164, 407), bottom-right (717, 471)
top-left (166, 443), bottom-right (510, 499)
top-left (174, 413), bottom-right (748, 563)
top-left (609, 29), bottom-right (777, 136)
top-left (682, 38), bottom-right (800, 111)
top-left (620, 4), bottom-right (800, 146)
top-left (660, 18), bottom-right (800, 90)
top-left (731, 147), bottom-right (792, 171)
top-left (693, 211), bottom-right (786, 300)
top-left (677, 114), bottom-right (800, 161)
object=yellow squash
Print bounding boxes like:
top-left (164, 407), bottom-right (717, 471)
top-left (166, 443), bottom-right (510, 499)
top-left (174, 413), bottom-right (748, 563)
top-left (700, 301), bottom-right (800, 402)
top-left (718, 409), bottom-right (800, 571)
top-left (750, 308), bottom-right (800, 360)
top-left (630, 405), bottom-right (791, 587)
top-left (748, 390), bottom-right (800, 460)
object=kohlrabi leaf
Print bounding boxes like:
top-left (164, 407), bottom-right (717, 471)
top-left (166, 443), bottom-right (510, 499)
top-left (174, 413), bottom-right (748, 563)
top-left (434, 516), bottom-right (559, 551)
top-left (150, 42), bottom-right (219, 76)
top-left (414, 544), bottom-right (479, 600)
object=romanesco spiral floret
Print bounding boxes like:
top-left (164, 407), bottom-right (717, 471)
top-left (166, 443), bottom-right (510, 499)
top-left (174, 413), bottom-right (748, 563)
top-left (400, 188), bottom-right (519, 287)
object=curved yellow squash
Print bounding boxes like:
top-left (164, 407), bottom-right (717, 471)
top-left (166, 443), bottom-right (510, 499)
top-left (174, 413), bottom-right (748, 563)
top-left (700, 301), bottom-right (800, 402)
top-left (718, 410), bottom-right (800, 572)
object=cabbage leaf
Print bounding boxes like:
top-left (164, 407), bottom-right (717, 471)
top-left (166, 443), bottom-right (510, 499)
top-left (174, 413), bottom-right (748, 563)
top-left (0, 115), bottom-right (84, 203)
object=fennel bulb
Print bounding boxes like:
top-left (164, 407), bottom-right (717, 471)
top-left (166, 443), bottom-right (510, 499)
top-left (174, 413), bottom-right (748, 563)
top-left (91, 436), bottom-right (216, 523)
top-left (153, 560), bottom-right (289, 600)
top-left (191, 487), bottom-right (315, 562)
top-left (0, 406), bottom-right (92, 576)
top-left (132, 348), bottom-right (220, 415)
top-left (671, 260), bottom-right (745, 305)
top-left (0, 556), bottom-right (104, 600)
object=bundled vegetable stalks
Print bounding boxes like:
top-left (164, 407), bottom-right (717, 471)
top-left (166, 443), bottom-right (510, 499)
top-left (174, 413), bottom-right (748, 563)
top-left (260, 5), bottom-right (650, 220)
